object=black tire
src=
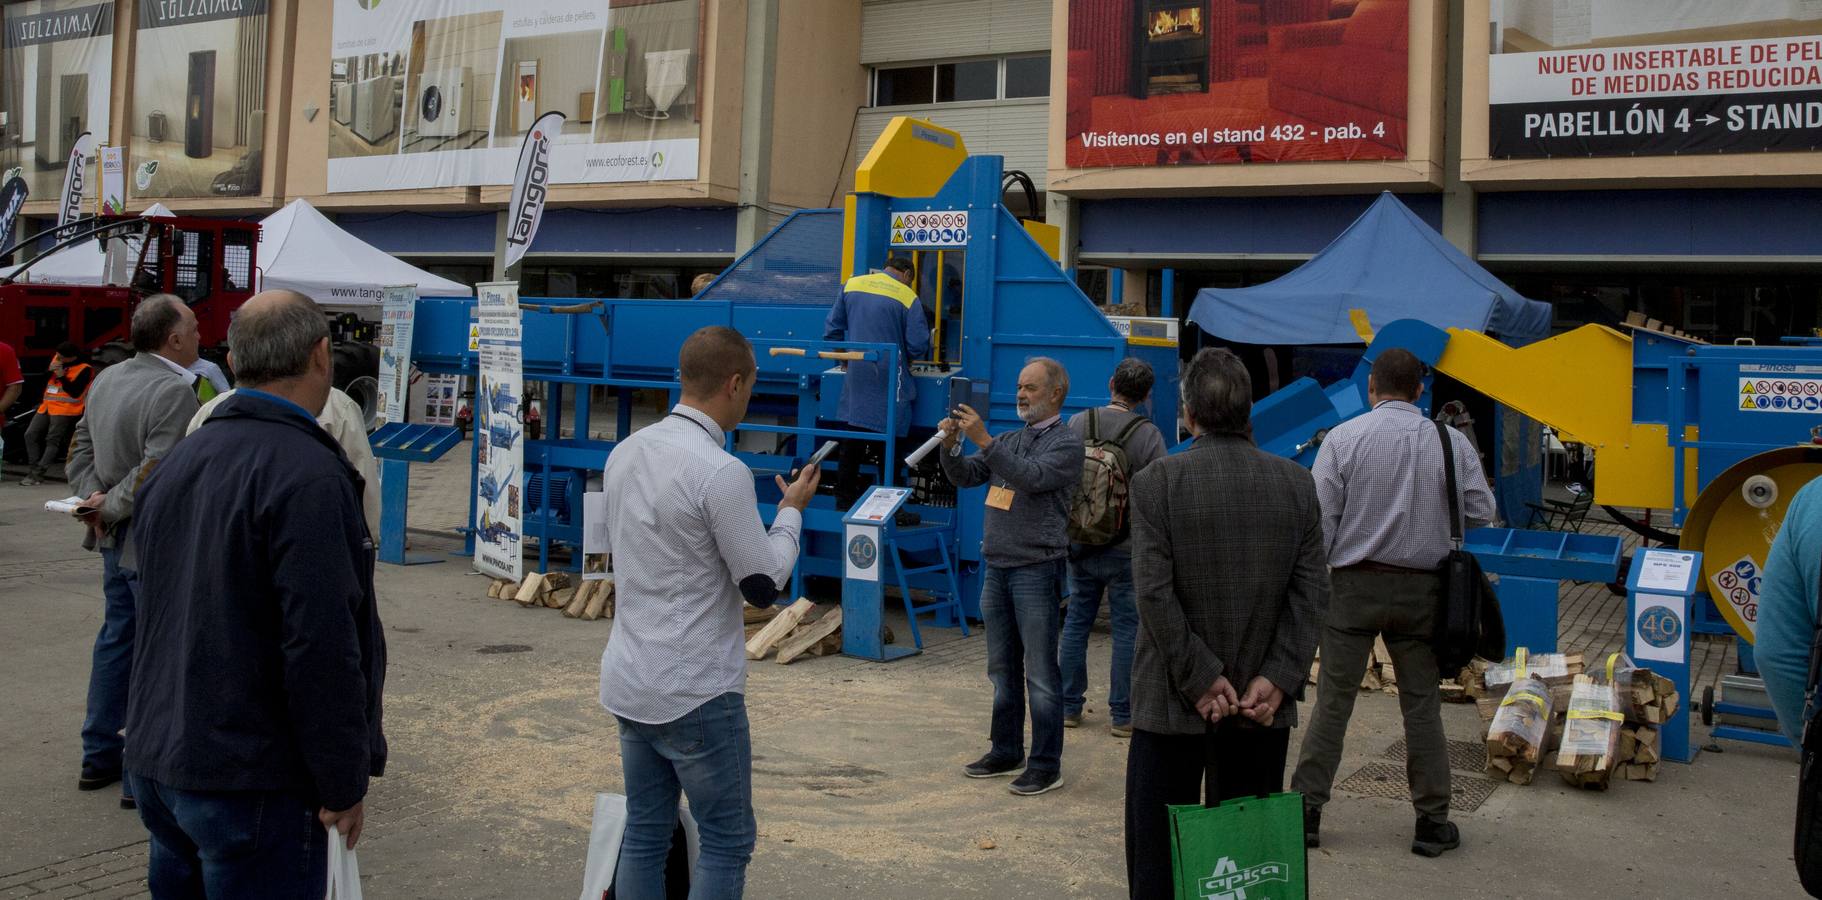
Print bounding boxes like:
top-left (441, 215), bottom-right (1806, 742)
top-left (332, 341), bottom-right (382, 431)
top-left (331, 341), bottom-right (379, 388)
top-left (1701, 686), bottom-right (1716, 726)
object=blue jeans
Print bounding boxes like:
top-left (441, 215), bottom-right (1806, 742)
top-left (1061, 548), bottom-right (1137, 724)
top-left (615, 692), bottom-right (755, 900)
top-left (82, 546), bottom-right (137, 777)
top-left (128, 773), bottom-right (327, 899)
top-left (981, 559), bottom-right (1066, 775)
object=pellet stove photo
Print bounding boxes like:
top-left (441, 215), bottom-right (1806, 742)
top-left (1132, 0), bottom-right (1210, 98)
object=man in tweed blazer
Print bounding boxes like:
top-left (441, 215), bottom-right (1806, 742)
top-left (1123, 348), bottom-right (1330, 899)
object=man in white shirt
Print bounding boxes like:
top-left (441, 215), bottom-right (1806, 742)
top-left (1290, 348), bottom-right (1495, 858)
top-left (598, 326), bottom-right (818, 899)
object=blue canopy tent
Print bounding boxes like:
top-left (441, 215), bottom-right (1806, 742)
top-left (1186, 192), bottom-right (1552, 346)
top-left (1186, 192), bottom-right (1555, 524)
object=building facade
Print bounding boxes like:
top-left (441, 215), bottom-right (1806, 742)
top-left (6, 0), bottom-right (1821, 344)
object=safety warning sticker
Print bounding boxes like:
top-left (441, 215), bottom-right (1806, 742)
top-left (1710, 554), bottom-right (1762, 634)
top-left (890, 210), bottom-right (970, 249)
top-left (1737, 378), bottom-right (1822, 413)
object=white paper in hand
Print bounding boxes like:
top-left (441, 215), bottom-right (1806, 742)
top-left (44, 496), bottom-right (94, 515)
top-left (326, 825), bottom-right (362, 900)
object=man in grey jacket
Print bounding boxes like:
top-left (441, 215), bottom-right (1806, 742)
top-left (65, 294), bottom-right (202, 802)
top-left (1123, 348), bottom-right (1329, 899)
top-left (940, 357), bottom-right (1083, 797)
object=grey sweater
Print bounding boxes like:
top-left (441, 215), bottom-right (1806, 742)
top-left (67, 353), bottom-right (200, 563)
top-left (940, 417), bottom-right (1083, 569)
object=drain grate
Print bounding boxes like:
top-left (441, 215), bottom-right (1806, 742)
top-left (1381, 738), bottom-right (1489, 772)
top-left (475, 643), bottom-right (533, 654)
top-left (1334, 761), bottom-right (1499, 813)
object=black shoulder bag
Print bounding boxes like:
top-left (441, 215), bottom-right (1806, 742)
top-left (1433, 421), bottom-right (1506, 679)
top-left (1794, 555), bottom-right (1822, 895)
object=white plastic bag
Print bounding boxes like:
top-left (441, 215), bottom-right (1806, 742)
top-left (579, 793), bottom-right (700, 900)
top-left (325, 825), bottom-right (362, 900)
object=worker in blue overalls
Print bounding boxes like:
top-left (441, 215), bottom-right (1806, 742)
top-left (824, 256), bottom-right (932, 516)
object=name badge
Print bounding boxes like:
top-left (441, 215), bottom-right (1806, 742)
top-left (986, 485), bottom-right (1015, 510)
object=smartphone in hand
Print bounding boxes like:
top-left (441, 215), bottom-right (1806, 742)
top-left (791, 440), bottom-right (839, 479)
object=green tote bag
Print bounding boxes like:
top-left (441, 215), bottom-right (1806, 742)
top-left (1167, 792), bottom-right (1309, 900)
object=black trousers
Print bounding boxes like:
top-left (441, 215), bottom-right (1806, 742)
top-left (1124, 723), bottom-right (1290, 900)
top-left (834, 436), bottom-right (883, 511)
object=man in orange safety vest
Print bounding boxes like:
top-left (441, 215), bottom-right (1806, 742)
top-left (21, 342), bottom-right (94, 486)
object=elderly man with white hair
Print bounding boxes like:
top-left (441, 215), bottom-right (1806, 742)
top-left (939, 357), bottom-right (1084, 797)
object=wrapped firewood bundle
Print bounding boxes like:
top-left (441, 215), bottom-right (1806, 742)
top-left (1479, 651), bottom-right (1584, 696)
top-left (1556, 675), bottom-right (1625, 790)
top-left (1615, 725), bottom-right (1662, 782)
top-left (1486, 672), bottom-right (1555, 785)
top-left (1594, 652), bottom-right (1680, 725)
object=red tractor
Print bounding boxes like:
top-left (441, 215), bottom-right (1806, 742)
top-left (0, 214), bottom-right (379, 460)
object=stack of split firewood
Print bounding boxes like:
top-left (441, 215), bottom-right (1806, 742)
top-left (1304, 638), bottom-right (1401, 695)
top-left (744, 598), bottom-right (847, 664)
top-left (486, 572), bottom-right (615, 620)
top-left (1467, 651), bottom-right (1678, 788)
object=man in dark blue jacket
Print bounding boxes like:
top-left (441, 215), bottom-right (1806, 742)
top-left (823, 256), bottom-right (931, 511)
top-left (126, 290), bottom-right (386, 898)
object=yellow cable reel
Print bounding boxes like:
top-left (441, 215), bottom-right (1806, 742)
top-left (1679, 445), bottom-right (1822, 643)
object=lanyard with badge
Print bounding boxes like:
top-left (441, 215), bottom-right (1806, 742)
top-left (983, 419), bottom-right (1057, 511)
top-left (668, 411), bottom-right (716, 442)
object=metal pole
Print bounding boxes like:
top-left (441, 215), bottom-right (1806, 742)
top-left (734, 0), bottom-right (780, 252)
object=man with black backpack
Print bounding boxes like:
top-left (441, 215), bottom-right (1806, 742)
top-left (1062, 358), bottom-right (1168, 738)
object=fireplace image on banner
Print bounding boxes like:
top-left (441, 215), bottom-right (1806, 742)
top-left (1488, 0), bottom-right (1822, 158)
top-left (130, 0), bottom-right (268, 198)
top-left (490, 31), bottom-right (601, 147)
top-left (329, 51), bottom-right (406, 159)
top-left (1065, 0), bottom-right (1409, 167)
top-left (401, 11), bottom-right (500, 154)
top-left (0, 0), bottom-right (114, 202)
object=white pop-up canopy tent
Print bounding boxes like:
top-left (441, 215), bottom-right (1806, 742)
top-left (0, 203), bottom-right (176, 284)
top-left (258, 198), bottom-right (472, 304)
top-left (2, 198), bottom-right (472, 304)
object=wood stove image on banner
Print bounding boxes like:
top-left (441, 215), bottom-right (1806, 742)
top-left (185, 50), bottom-right (215, 160)
top-left (1132, 0), bottom-right (1209, 98)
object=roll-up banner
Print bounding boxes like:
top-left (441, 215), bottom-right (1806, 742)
top-left (98, 144), bottom-right (123, 214)
top-left (505, 111), bottom-right (563, 271)
top-left (377, 284), bottom-right (418, 426)
top-left (327, 0), bottom-right (700, 192)
top-left (0, 176), bottom-right (28, 249)
top-left (130, 0), bottom-right (270, 199)
top-left (1490, 2), bottom-right (1822, 158)
top-left (473, 281), bottom-right (524, 584)
top-left (0, 1), bottom-right (113, 205)
top-left (1064, 0), bottom-right (1410, 167)
top-left (55, 129), bottom-right (92, 240)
